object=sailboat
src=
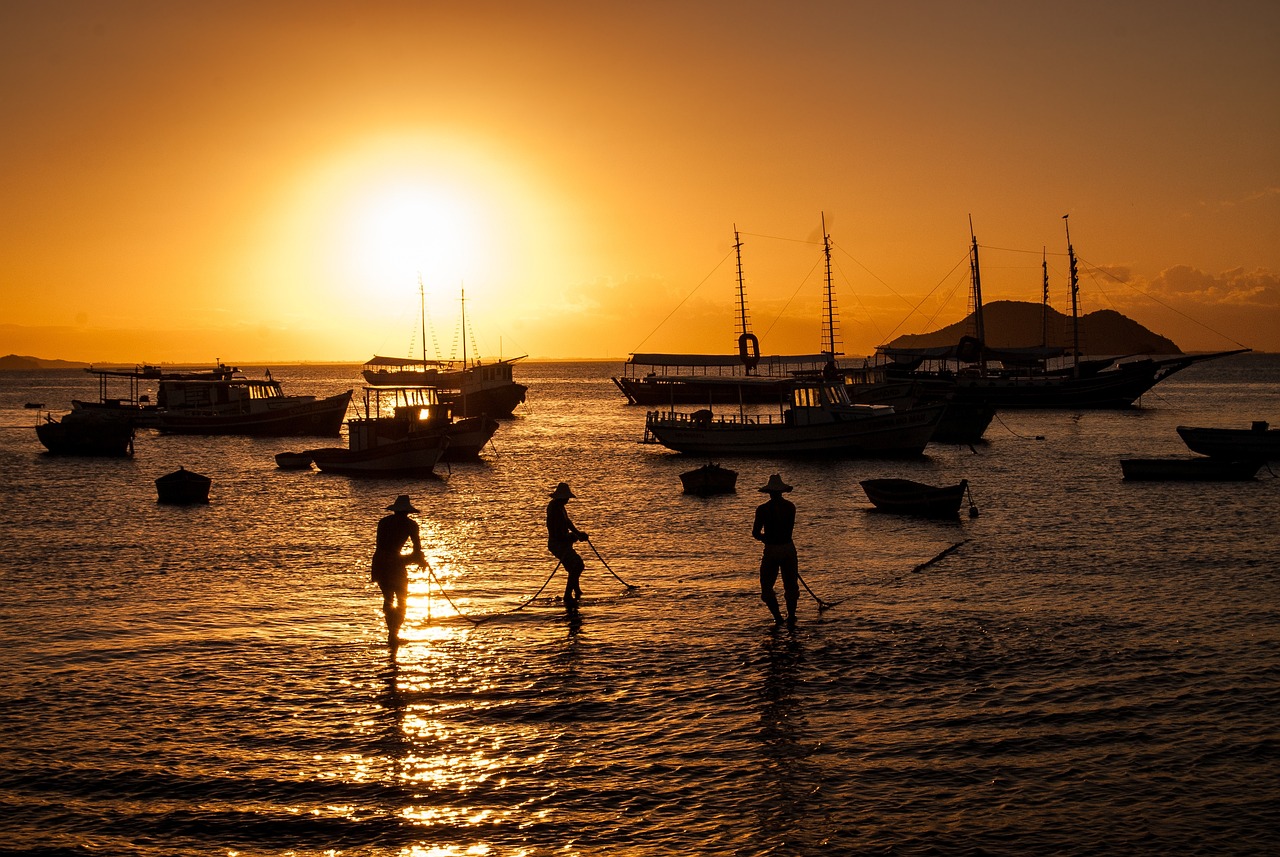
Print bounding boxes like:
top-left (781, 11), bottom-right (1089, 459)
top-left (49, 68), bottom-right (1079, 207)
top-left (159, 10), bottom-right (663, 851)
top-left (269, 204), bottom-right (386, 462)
top-left (875, 218), bottom-right (1246, 409)
top-left (363, 283), bottom-right (528, 418)
top-left (611, 225), bottom-right (834, 405)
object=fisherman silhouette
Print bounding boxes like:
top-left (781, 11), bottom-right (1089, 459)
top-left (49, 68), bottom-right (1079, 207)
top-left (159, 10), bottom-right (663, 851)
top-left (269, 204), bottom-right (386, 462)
top-left (371, 494), bottom-right (425, 643)
top-left (546, 482), bottom-right (587, 613)
top-left (752, 474), bottom-right (799, 624)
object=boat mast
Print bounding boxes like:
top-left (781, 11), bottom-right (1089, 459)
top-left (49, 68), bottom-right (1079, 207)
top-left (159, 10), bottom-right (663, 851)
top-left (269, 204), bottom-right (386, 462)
top-left (1064, 215), bottom-right (1080, 377)
top-left (968, 216), bottom-right (986, 372)
top-left (821, 212), bottom-right (841, 360)
top-left (418, 274), bottom-right (428, 366)
top-left (460, 287), bottom-right (469, 414)
top-left (733, 225), bottom-right (761, 375)
top-left (1041, 247), bottom-right (1050, 350)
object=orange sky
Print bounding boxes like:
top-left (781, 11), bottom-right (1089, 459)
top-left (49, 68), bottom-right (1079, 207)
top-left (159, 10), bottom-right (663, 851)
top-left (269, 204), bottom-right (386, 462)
top-left (2, 0), bottom-right (1277, 362)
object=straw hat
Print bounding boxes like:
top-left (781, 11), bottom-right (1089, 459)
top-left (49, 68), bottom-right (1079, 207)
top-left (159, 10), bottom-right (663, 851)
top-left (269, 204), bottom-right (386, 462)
top-left (549, 482), bottom-right (576, 500)
top-left (758, 474), bottom-right (793, 494)
top-left (386, 494), bottom-right (419, 513)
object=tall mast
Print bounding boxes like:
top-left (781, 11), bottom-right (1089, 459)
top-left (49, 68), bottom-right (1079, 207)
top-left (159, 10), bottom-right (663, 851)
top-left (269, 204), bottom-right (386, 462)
top-left (733, 226), bottom-right (750, 340)
top-left (821, 212), bottom-right (840, 358)
top-left (460, 287), bottom-right (468, 414)
top-left (968, 216), bottom-right (986, 371)
top-left (418, 274), bottom-right (428, 366)
top-left (1064, 215), bottom-right (1080, 376)
top-left (1041, 247), bottom-right (1050, 349)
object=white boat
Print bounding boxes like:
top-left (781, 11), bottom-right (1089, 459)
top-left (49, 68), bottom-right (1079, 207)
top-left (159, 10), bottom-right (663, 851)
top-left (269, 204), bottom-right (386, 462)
top-left (643, 376), bottom-right (944, 457)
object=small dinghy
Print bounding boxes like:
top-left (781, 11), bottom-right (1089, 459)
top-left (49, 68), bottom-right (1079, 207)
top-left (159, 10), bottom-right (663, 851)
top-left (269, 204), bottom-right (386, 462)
top-left (860, 478), bottom-right (972, 518)
top-left (155, 467), bottom-right (211, 504)
top-left (274, 451), bottom-right (313, 469)
top-left (679, 462), bottom-right (738, 496)
top-left (1120, 457), bottom-right (1261, 482)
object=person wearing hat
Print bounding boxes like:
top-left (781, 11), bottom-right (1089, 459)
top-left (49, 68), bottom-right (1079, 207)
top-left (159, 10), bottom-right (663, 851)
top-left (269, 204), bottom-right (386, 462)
top-left (546, 482), bottom-right (588, 612)
top-left (371, 494), bottom-right (426, 639)
top-left (752, 473), bottom-right (799, 624)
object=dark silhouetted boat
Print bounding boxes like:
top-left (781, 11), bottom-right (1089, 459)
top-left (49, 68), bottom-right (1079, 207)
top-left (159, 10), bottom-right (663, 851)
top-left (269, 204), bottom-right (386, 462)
top-left (679, 462), bottom-right (738, 496)
top-left (153, 365), bottom-right (352, 436)
top-left (35, 410), bottom-right (134, 456)
top-left (644, 376), bottom-right (944, 457)
top-left (155, 467), bottom-right (211, 503)
top-left (860, 478), bottom-right (970, 517)
top-left (1176, 422), bottom-right (1280, 461)
top-left (1119, 457), bottom-right (1262, 481)
top-left (274, 451), bottom-right (313, 469)
top-left (877, 220), bottom-right (1244, 409)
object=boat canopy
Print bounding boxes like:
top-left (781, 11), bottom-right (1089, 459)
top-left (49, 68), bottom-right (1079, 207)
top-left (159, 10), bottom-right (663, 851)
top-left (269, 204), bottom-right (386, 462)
top-left (628, 352), bottom-right (830, 368)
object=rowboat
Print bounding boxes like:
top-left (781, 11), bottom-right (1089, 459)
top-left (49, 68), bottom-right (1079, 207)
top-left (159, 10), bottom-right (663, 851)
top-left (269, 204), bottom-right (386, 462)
top-left (860, 478), bottom-right (970, 517)
top-left (155, 467), bottom-right (211, 504)
top-left (1119, 457), bottom-right (1262, 481)
top-left (679, 463), bottom-right (738, 496)
top-left (1176, 422), bottom-right (1280, 461)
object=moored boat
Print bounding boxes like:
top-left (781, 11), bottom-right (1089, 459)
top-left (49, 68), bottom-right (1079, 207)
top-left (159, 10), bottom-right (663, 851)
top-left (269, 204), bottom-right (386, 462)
top-left (860, 478), bottom-right (970, 517)
top-left (643, 377), bottom-right (944, 457)
top-left (274, 451), bottom-right (313, 469)
top-left (679, 462), bottom-right (738, 496)
top-left (152, 367), bottom-right (352, 436)
top-left (35, 410), bottom-right (135, 456)
top-left (1176, 422), bottom-right (1280, 461)
top-left (1119, 457), bottom-right (1262, 481)
top-left (155, 466), bottom-right (211, 503)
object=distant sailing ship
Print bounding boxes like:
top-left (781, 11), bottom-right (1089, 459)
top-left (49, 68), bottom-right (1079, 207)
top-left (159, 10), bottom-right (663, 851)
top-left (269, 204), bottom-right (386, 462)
top-left (363, 283), bottom-right (527, 419)
top-left (876, 218), bottom-right (1245, 409)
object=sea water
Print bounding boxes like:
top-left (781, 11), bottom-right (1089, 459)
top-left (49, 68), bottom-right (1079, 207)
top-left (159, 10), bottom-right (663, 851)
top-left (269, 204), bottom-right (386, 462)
top-left (0, 355), bottom-right (1277, 855)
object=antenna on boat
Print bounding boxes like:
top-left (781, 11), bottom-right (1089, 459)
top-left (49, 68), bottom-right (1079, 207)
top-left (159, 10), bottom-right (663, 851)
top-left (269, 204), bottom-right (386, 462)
top-left (1064, 215), bottom-right (1080, 377)
top-left (821, 212), bottom-right (841, 359)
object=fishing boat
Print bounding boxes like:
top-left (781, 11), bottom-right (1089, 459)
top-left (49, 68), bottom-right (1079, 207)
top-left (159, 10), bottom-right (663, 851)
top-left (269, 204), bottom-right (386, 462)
top-left (1176, 422), bottom-right (1280, 460)
top-left (679, 462), bottom-right (738, 495)
top-left (155, 467), bottom-right (211, 503)
top-left (1119, 457), bottom-right (1262, 481)
top-left (306, 385), bottom-right (494, 476)
top-left (152, 365), bottom-right (352, 436)
top-left (612, 225), bottom-right (838, 406)
top-left (877, 220), bottom-right (1244, 409)
top-left (643, 376), bottom-right (944, 457)
top-left (71, 363), bottom-right (223, 427)
top-left (363, 284), bottom-right (528, 418)
top-left (35, 410), bottom-right (135, 456)
top-left (860, 478), bottom-right (970, 517)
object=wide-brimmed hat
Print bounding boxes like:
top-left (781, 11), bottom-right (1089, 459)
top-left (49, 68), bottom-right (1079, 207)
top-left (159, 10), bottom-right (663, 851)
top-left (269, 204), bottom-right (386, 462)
top-left (758, 474), bottom-right (793, 494)
top-left (549, 482), bottom-right (576, 500)
top-left (386, 494), bottom-right (419, 513)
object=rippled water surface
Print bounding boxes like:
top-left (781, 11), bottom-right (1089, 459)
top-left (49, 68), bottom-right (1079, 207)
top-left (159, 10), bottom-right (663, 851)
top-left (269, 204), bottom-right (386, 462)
top-left (1, 356), bottom-right (1278, 855)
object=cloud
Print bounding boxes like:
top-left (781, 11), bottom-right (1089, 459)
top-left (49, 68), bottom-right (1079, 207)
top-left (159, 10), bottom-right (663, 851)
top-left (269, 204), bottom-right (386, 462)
top-left (1146, 265), bottom-right (1280, 307)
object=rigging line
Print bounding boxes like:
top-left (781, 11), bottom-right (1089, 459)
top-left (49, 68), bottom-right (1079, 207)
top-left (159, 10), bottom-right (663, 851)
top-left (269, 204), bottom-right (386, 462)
top-left (875, 250), bottom-right (970, 345)
top-left (757, 255), bottom-right (824, 342)
top-left (629, 249), bottom-right (735, 353)
top-left (739, 230), bottom-right (822, 245)
top-left (1075, 255), bottom-right (1251, 350)
top-left (830, 240), bottom-right (917, 309)
top-left (831, 256), bottom-right (887, 347)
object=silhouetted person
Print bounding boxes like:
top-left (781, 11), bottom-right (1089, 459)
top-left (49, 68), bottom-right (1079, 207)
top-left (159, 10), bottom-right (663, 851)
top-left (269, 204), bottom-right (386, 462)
top-left (371, 494), bottom-right (425, 642)
top-left (546, 482), bottom-right (587, 613)
top-left (753, 474), bottom-right (799, 624)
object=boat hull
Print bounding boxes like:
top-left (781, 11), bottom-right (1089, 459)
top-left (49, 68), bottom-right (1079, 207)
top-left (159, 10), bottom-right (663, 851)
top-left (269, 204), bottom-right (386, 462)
top-left (1119, 458), bottom-right (1262, 481)
top-left (1176, 424), bottom-right (1280, 461)
top-left (679, 463), bottom-right (738, 495)
top-left (860, 478), bottom-right (968, 517)
top-left (307, 433), bottom-right (447, 477)
top-left (155, 468), bottom-right (211, 503)
top-left (155, 391), bottom-right (352, 436)
top-left (36, 415), bottom-right (135, 456)
top-left (645, 404), bottom-right (944, 457)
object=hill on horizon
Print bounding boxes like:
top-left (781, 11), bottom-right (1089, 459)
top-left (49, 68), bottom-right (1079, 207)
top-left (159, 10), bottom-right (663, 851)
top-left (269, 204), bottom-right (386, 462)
top-left (886, 300), bottom-right (1181, 355)
top-left (0, 354), bottom-right (92, 370)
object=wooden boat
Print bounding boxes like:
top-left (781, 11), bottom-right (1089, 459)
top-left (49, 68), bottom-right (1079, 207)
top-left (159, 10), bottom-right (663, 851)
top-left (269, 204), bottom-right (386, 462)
top-left (153, 366), bottom-right (352, 436)
top-left (306, 385), bottom-right (492, 476)
top-left (274, 451), bottom-right (313, 469)
top-left (363, 286), bottom-right (527, 418)
top-left (877, 221), bottom-right (1243, 409)
top-left (72, 363), bottom-right (223, 427)
top-left (860, 478), bottom-right (969, 517)
top-left (35, 410), bottom-right (134, 456)
top-left (679, 462), bottom-right (738, 496)
top-left (1119, 457), bottom-right (1262, 481)
top-left (643, 377), bottom-right (944, 457)
top-left (1176, 422), bottom-right (1280, 461)
top-left (155, 467), bottom-right (211, 503)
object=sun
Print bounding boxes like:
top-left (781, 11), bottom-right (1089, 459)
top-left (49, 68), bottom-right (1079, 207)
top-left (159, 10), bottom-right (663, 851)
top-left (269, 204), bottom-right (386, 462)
top-left (342, 179), bottom-right (487, 296)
